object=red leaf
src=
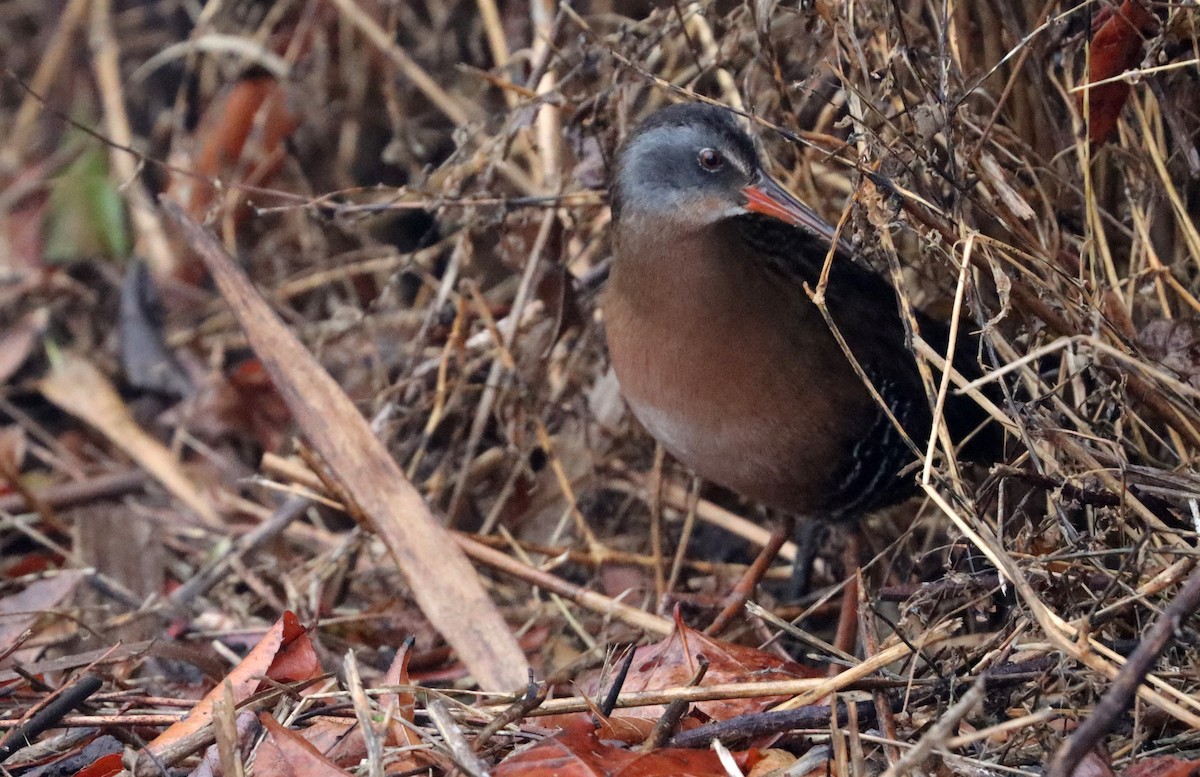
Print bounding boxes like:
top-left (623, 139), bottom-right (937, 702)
top-left (1123, 756), bottom-right (1200, 777)
top-left (383, 641), bottom-right (417, 747)
top-left (145, 612), bottom-right (320, 758)
top-left (71, 752), bottom-right (123, 777)
top-left (584, 608), bottom-right (822, 721)
top-left (493, 726), bottom-right (760, 777)
top-left (1080, 1), bottom-right (1157, 144)
top-left (266, 611), bottom-right (321, 684)
top-left (165, 76), bottom-right (301, 285)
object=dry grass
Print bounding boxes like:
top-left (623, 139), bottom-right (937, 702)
top-left (2, 0), bottom-right (1200, 772)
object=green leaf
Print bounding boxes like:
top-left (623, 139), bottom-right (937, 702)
top-left (44, 146), bottom-right (130, 263)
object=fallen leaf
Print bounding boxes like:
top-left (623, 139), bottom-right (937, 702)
top-left (0, 425), bottom-right (27, 478)
top-left (383, 641), bottom-right (422, 750)
top-left (0, 570), bottom-right (86, 656)
top-left (44, 144), bottom-right (129, 262)
top-left (584, 608), bottom-right (822, 720)
top-left (266, 613), bottom-right (321, 683)
top-left (284, 716), bottom-right (363, 769)
top-left (161, 203), bottom-right (529, 692)
top-left (39, 352), bottom-right (219, 525)
top-left (493, 725), bottom-right (761, 777)
top-left (1072, 748), bottom-right (1117, 777)
top-left (70, 749), bottom-right (123, 777)
top-left (118, 262), bottom-right (191, 397)
top-left (1080, 0), bottom-right (1157, 144)
top-left (1138, 318), bottom-right (1200, 389)
top-left (145, 611), bottom-right (320, 758)
top-left (746, 748), bottom-right (801, 776)
top-left (166, 76), bottom-right (301, 285)
top-left (255, 713), bottom-right (352, 777)
top-left (1123, 756), bottom-right (1200, 777)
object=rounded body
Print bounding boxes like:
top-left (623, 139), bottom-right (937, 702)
top-left (605, 213), bottom-right (896, 516)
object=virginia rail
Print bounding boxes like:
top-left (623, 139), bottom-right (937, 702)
top-left (604, 103), bottom-right (996, 624)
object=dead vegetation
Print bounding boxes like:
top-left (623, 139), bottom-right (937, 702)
top-left (1, 0), bottom-right (1200, 774)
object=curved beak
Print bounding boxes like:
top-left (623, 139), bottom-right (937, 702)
top-left (741, 171), bottom-right (843, 250)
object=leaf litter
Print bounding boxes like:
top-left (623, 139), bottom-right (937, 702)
top-left (0, 0), bottom-right (1199, 775)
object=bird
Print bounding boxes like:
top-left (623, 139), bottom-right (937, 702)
top-left (603, 102), bottom-right (998, 625)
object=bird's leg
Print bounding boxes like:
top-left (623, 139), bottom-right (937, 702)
top-left (831, 527), bottom-right (862, 658)
top-left (785, 518), bottom-right (824, 600)
top-left (781, 519), bottom-right (861, 662)
top-left (704, 513), bottom-right (795, 635)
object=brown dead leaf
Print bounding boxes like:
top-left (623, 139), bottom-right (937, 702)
top-left (0, 425), bottom-right (27, 478)
top-left (1080, 0), bottom-right (1158, 144)
top-left (1138, 318), bottom-right (1200, 389)
top-left (254, 713), bottom-right (352, 777)
top-left (282, 716), bottom-right (365, 770)
top-left (145, 611), bottom-right (320, 758)
top-left (1, 169), bottom-right (48, 276)
top-left (585, 609), bottom-right (822, 721)
top-left (492, 724), bottom-right (762, 777)
top-left (0, 569), bottom-right (86, 656)
top-left (1072, 749), bottom-right (1118, 777)
top-left (1123, 756), bottom-right (1200, 777)
top-left (163, 358), bottom-right (292, 454)
top-left (161, 202), bottom-right (528, 692)
top-left (38, 352), bottom-right (219, 525)
top-left (383, 641), bottom-right (424, 751)
top-left (167, 75), bottom-right (301, 285)
top-left (746, 748), bottom-right (800, 776)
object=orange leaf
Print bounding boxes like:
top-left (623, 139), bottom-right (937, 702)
top-left (1123, 756), bottom-right (1200, 777)
top-left (266, 611), bottom-right (321, 683)
top-left (384, 641), bottom-right (417, 747)
top-left (71, 752), bottom-right (123, 777)
top-left (584, 608), bottom-right (822, 721)
top-left (165, 75), bottom-right (301, 285)
top-left (170, 76), bottom-right (299, 219)
top-left (493, 726), bottom-right (761, 777)
top-left (145, 611), bottom-right (320, 757)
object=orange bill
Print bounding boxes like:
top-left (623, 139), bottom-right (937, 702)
top-left (742, 173), bottom-right (845, 251)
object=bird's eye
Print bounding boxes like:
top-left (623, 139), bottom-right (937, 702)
top-left (697, 148), bottom-right (724, 172)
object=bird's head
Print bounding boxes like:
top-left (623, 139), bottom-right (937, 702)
top-left (611, 103), bottom-right (836, 243)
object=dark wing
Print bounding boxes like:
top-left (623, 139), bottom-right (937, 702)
top-left (824, 372), bottom-right (930, 517)
top-left (733, 213), bottom-right (999, 462)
